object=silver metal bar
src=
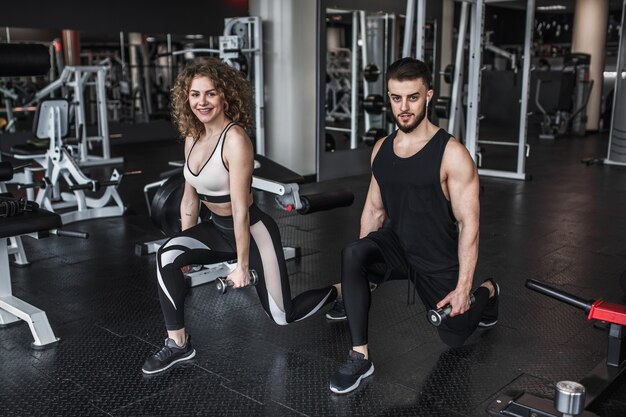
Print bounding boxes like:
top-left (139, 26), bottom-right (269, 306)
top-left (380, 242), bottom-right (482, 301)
top-left (515, 0), bottom-right (534, 177)
top-left (170, 48), bottom-right (220, 56)
top-left (167, 33), bottom-right (173, 90)
top-left (478, 168), bottom-right (528, 181)
top-left (361, 11), bottom-right (371, 132)
top-left (402, 0), bottom-right (415, 58)
top-left (464, 0), bottom-right (484, 161)
top-left (477, 140), bottom-right (520, 146)
top-left (415, 0), bottom-right (426, 61)
top-left (449, 1), bottom-right (468, 138)
top-left (350, 11), bottom-right (359, 149)
top-left (326, 126), bottom-right (352, 133)
top-left (252, 17), bottom-right (265, 155)
top-left (606, 0), bottom-right (626, 163)
top-left (96, 68), bottom-right (111, 160)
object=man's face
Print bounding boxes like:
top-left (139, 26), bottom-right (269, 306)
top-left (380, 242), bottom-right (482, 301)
top-left (387, 78), bottom-right (432, 134)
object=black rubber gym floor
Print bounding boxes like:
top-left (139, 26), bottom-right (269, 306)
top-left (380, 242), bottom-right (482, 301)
top-left (1, 123), bottom-right (626, 416)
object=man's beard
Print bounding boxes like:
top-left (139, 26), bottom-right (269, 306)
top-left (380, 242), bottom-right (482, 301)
top-left (393, 107), bottom-right (426, 134)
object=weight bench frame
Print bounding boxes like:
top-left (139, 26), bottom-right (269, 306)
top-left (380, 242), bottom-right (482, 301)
top-left (0, 228), bottom-right (60, 349)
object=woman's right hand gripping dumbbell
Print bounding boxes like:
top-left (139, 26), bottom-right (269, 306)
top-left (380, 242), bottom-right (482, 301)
top-left (227, 266), bottom-right (254, 288)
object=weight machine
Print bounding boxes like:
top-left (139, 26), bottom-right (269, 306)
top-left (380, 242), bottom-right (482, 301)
top-left (446, 0), bottom-right (534, 181)
top-left (488, 279), bottom-right (626, 417)
top-left (535, 53), bottom-right (594, 140)
top-left (11, 99), bottom-right (129, 225)
top-left (14, 65), bottom-right (124, 168)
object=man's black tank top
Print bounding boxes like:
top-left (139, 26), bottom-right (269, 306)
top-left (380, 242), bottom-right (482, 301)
top-left (372, 128), bottom-right (459, 277)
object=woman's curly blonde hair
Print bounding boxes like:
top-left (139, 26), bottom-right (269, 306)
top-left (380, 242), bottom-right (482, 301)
top-left (170, 57), bottom-right (254, 140)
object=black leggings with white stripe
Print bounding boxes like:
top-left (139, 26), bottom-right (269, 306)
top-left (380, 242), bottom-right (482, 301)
top-left (156, 203), bottom-right (337, 330)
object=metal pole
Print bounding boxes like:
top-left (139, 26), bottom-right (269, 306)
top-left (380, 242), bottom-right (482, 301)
top-left (449, 1), bottom-right (468, 139)
top-left (464, 0), bottom-right (485, 163)
top-left (415, 0), bottom-right (426, 61)
top-left (253, 17), bottom-right (265, 155)
top-left (402, 0), bottom-right (415, 58)
top-left (167, 34), bottom-right (173, 91)
top-left (605, 0), bottom-right (626, 165)
top-left (96, 68), bottom-right (111, 160)
top-left (361, 11), bottom-right (371, 132)
top-left (119, 32), bottom-right (126, 70)
top-left (350, 11), bottom-right (359, 149)
top-left (515, 0), bottom-right (535, 177)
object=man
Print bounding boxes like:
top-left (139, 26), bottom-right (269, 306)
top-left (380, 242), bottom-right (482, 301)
top-left (328, 58), bottom-right (499, 394)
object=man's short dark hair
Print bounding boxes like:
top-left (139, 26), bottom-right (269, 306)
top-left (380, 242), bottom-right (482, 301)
top-left (385, 57), bottom-right (432, 90)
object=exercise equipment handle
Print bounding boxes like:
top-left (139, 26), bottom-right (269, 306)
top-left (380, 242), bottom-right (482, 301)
top-left (17, 180), bottom-right (48, 190)
top-left (428, 294), bottom-right (475, 327)
top-left (68, 180), bottom-right (119, 191)
top-left (525, 279), bottom-right (593, 313)
top-left (297, 190), bottom-right (354, 215)
top-left (123, 170), bottom-right (142, 176)
top-left (51, 229), bottom-right (89, 239)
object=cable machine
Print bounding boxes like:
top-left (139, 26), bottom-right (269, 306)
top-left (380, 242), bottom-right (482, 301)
top-left (449, 0), bottom-right (534, 181)
top-left (605, 0), bottom-right (626, 166)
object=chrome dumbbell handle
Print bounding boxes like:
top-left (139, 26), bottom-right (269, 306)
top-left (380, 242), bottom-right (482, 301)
top-left (427, 295), bottom-right (476, 327)
top-left (216, 269), bottom-right (258, 294)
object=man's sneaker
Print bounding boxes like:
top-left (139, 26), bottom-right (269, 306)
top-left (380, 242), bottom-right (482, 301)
top-left (329, 350), bottom-right (374, 394)
top-left (478, 278), bottom-right (500, 328)
top-left (142, 334), bottom-right (196, 374)
top-left (326, 299), bottom-right (347, 321)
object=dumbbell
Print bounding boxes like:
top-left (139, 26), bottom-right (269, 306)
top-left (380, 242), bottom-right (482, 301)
top-left (427, 294), bottom-right (475, 327)
top-left (216, 269), bottom-right (258, 294)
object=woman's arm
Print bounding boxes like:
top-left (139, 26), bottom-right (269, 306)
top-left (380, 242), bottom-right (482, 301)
top-left (223, 126), bottom-right (254, 288)
top-left (180, 138), bottom-right (200, 231)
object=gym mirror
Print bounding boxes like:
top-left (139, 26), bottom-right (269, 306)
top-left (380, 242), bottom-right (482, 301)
top-left (323, 8), bottom-right (398, 153)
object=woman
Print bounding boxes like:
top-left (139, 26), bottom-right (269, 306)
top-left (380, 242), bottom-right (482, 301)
top-left (142, 58), bottom-right (340, 374)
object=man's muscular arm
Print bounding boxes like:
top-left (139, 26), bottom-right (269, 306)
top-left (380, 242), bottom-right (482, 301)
top-left (436, 139), bottom-right (480, 316)
top-left (360, 138), bottom-right (387, 238)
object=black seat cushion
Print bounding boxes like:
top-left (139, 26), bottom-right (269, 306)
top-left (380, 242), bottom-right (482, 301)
top-left (0, 208), bottom-right (61, 238)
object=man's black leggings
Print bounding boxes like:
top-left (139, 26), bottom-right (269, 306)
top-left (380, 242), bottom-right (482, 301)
top-left (341, 238), bottom-right (491, 348)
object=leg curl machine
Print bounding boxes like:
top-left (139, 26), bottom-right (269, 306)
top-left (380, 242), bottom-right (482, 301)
top-left (487, 279), bottom-right (626, 417)
top-left (10, 98), bottom-right (133, 225)
top-left (136, 155), bottom-right (354, 288)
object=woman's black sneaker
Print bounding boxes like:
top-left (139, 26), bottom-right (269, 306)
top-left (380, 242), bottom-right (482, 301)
top-left (142, 334), bottom-right (196, 374)
top-left (329, 350), bottom-right (374, 394)
top-left (478, 278), bottom-right (500, 328)
top-left (326, 299), bottom-right (347, 321)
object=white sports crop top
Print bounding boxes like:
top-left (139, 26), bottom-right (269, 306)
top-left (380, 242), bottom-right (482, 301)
top-left (184, 122), bottom-right (235, 203)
